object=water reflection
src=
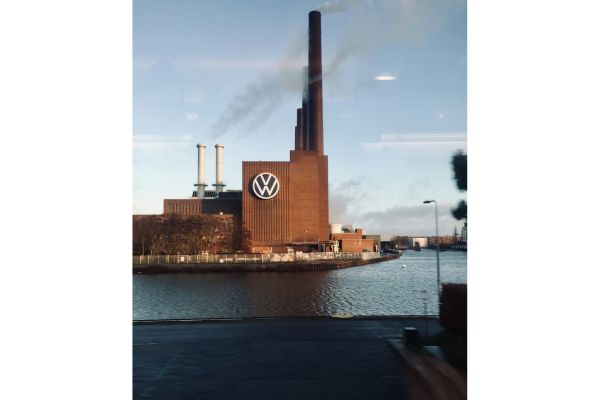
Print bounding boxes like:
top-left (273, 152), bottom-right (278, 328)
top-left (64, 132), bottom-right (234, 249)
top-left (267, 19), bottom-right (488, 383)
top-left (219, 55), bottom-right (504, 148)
top-left (133, 249), bottom-right (466, 320)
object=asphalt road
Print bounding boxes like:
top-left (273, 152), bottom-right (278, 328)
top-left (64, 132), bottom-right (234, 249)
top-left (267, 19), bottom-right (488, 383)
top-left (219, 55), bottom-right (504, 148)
top-left (133, 317), bottom-right (441, 399)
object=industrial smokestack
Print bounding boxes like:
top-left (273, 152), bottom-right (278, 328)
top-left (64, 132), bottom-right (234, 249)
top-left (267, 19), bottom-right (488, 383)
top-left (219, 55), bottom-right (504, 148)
top-left (295, 108), bottom-right (303, 150)
top-left (214, 144), bottom-right (226, 193)
top-left (195, 143), bottom-right (207, 198)
top-left (302, 66), bottom-right (309, 150)
top-left (308, 11), bottom-right (324, 155)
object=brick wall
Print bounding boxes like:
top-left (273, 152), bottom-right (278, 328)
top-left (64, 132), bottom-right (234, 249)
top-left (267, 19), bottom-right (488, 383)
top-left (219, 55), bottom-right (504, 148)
top-left (163, 198), bottom-right (241, 216)
top-left (242, 150), bottom-right (329, 250)
top-left (242, 161), bottom-right (291, 248)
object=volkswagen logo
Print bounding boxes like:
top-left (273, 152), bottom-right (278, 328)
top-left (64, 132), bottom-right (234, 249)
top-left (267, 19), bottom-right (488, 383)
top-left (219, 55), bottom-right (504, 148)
top-left (252, 172), bottom-right (280, 199)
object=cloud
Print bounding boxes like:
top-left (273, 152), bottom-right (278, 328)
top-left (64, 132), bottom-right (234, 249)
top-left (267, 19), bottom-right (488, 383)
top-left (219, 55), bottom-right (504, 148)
top-left (330, 178), bottom-right (461, 236)
top-left (379, 132), bottom-right (466, 142)
top-left (329, 179), bottom-right (368, 223)
top-left (361, 131), bottom-right (466, 153)
top-left (357, 203), bottom-right (458, 236)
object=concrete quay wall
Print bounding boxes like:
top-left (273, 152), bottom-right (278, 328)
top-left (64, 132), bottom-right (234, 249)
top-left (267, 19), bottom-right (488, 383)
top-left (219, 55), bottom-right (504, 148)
top-left (133, 254), bottom-right (400, 274)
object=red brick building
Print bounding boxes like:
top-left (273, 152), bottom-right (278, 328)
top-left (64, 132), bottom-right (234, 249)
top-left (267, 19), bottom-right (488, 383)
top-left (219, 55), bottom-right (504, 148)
top-left (242, 152), bottom-right (328, 253)
top-left (163, 192), bottom-right (242, 216)
top-left (331, 229), bottom-right (376, 253)
top-left (241, 12), bottom-right (328, 253)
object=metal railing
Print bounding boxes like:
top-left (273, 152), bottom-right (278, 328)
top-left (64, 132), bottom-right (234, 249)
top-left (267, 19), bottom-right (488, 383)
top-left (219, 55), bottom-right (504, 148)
top-left (133, 251), bottom-right (382, 265)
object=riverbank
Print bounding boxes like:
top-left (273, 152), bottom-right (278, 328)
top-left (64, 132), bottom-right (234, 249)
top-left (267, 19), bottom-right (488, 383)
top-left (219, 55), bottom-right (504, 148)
top-left (133, 253), bottom-right (400, 274)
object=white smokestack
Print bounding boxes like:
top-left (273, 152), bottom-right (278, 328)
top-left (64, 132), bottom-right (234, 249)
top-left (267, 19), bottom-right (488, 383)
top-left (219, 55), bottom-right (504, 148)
top-left (214, 143), bottom-right (226, 193)
top-left (195, 144), bottom-right (207, 198)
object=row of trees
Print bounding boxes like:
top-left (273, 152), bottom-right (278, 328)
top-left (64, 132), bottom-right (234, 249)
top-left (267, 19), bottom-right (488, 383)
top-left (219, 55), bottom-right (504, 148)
top-left (132, 214), bottom-right (243, 255)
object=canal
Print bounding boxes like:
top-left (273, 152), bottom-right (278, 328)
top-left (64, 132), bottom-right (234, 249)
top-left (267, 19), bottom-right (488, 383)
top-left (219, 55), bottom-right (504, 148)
top-left (133, 249), bottom-right (466, 320)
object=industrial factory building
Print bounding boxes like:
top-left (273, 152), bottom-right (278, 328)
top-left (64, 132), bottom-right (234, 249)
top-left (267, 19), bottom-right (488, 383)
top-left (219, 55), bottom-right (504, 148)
top-left (159, 11), bottom-right (371, 254)
top-left (163, 144), bottom-right (242, 217)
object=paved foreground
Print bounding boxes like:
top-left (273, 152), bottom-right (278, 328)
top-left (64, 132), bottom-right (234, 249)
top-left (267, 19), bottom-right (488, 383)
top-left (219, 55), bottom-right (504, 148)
top-left (133, 317), bottom-right (441, 399)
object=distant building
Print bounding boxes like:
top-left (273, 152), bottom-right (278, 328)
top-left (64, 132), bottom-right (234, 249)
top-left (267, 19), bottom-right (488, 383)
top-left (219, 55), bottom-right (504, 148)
top-left (461, 221), bottom-right (467, 242)
top-left (163, 190), bottom-right (242, 216)
top-left (331, 229), bottom-right (375, 252)
top-left (408, 237), bottom-right (428, 249)
top-left (391, 236), bottom-right (410, 249)
top-left (363, 234), bottom-right (381, 252)
top-left (428, 236), bottom-right (460, 247)
top-left (380, 235), bottom-right (397, 251)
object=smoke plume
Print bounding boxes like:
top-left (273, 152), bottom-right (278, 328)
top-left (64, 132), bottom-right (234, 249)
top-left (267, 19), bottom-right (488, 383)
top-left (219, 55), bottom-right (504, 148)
top-left (317, 0), bottom-right (366, 14)
top-left (212, 32), bottom-right (306, 137)
top-left (323, 0), bottom-right (464, 78)
top-left (212, 0), bottom-right (465, 137)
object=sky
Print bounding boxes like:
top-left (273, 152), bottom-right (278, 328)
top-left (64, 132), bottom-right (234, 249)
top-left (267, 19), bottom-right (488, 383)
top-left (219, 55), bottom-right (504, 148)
top-left (133, 0), bottom-right (467, 237)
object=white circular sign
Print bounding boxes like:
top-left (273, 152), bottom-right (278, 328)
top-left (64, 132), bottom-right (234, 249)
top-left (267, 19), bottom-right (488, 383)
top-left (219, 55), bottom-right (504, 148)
top-left (252, 172), bottom-right (280, 199)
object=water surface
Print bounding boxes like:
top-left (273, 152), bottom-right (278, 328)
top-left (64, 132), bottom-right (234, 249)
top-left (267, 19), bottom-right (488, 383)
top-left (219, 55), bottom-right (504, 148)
top-left (133, 249), bottom-right (466, 320)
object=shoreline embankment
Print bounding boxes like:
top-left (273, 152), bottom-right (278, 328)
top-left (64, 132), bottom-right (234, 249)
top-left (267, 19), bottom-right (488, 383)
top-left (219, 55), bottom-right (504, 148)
top-left (133, 254), bottom-right (400, 274)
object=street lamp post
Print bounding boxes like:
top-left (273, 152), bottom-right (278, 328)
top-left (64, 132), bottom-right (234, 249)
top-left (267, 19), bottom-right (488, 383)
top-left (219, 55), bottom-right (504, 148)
top-left (423, 200), bottom-right (440, 300)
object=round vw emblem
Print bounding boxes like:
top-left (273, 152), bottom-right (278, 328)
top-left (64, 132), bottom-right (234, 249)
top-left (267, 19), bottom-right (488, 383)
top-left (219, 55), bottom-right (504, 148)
top-left (252, 172), bottom-right (280, 199)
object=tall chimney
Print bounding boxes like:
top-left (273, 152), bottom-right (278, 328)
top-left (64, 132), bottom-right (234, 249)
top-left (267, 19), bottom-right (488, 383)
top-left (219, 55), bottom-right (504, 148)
top-left (308, 11), bottom-right (324, 155)
top-left (195, 143), bottom-right (207, 198)
top-left (302, 66), bottom-right (309, 150)
top-left (214, 144), bottom-right (225, 193)
top-left (295, 108), bottom-right (303, 150)
top-left (294, 126), bottom-right (300, 150)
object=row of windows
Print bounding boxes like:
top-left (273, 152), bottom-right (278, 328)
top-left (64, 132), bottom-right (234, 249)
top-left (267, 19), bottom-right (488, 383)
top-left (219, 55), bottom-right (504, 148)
top-left (169, 203), bottom-right (200, 215)
top-left (166, 202), bottom-right (232, 216)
